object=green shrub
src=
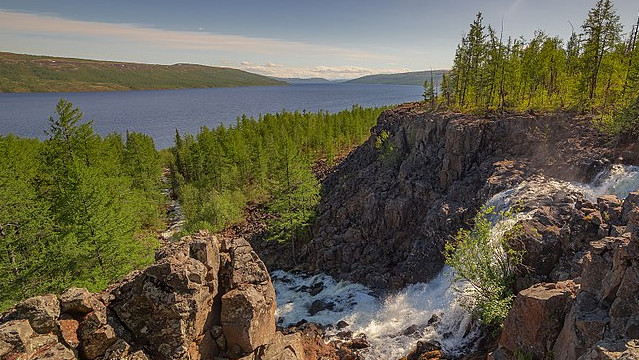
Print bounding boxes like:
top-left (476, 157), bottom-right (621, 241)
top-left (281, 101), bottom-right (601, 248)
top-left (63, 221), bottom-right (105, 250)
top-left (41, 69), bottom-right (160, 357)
top-left (445, 206), bottom-right (523, 326)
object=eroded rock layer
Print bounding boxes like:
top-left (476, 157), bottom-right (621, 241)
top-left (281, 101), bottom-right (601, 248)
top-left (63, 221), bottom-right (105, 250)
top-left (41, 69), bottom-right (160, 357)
top-left (300, 104), bottom-right (632, 290)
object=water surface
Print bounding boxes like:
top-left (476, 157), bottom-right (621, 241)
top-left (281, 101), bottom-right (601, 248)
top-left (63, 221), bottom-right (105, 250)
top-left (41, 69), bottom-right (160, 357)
top-left (0, 84), bottom-right (422, 148)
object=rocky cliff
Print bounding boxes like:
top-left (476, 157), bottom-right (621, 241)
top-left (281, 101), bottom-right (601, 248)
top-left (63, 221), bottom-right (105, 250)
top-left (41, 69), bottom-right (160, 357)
top-left (299, 104), bottom-right (637, 291)
top-left (491, 191), bottom-right (639, 359)
top-left (0, 232), bottom-right (305, 360)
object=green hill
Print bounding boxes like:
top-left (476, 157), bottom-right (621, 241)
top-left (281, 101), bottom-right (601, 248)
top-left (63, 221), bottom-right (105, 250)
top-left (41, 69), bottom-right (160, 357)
top-left (346, 70), bottom-right (447, 86)
top-left (0, 52), bottom-right (286, 93)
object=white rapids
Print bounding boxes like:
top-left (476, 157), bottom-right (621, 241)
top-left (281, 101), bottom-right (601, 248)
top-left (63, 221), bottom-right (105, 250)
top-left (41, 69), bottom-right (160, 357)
top-left (271, 164), bottom-right (639, 359)
top-left (272, 267), bottom-right (480, 359)
top-left (576, 164), bottom-right (639, 202)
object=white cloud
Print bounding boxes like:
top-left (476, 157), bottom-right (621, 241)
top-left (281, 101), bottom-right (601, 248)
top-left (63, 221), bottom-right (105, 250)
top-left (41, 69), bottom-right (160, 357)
top-left (239, 63), bottom-right (411, 80)
top-left (0, 9), bottom-right (380, 60)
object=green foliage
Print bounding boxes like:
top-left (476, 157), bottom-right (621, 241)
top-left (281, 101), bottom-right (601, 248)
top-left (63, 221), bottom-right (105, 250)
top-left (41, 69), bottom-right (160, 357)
top-left (442, 2), bottom-right (639, 131)
top-left (374, 130), bottom-right (398, 163)
top-left (0, 52), bottom-right (285, 93)
top-left (445, 206), bottom-right (524, 326)
top-left (268, 139), bottom-right (320, 245)
top-left (0, 99), bottom-right (164, 310)
top-left (171, 106), bottom-right (384, 248)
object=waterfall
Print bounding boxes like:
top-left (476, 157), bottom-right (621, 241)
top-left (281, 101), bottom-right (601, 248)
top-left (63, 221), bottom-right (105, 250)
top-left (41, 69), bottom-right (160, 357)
top-left (271, 164), bottom-right (639, 359)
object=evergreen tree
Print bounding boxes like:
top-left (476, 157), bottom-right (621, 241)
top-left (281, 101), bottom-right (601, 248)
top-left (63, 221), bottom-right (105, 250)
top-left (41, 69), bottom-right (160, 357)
top-left (581, 0), bottom-right (622, 102)
top-left (42, 99), bottom-right (149, 290)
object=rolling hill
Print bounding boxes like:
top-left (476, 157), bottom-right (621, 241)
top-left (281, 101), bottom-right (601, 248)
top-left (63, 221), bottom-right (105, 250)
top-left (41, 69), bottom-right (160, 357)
top-left (272, 77), bottom-right (335, 84)
top-left (0, 52), bottom-right (286, 93)
top-left (346, 70), bottom-right (447, 86)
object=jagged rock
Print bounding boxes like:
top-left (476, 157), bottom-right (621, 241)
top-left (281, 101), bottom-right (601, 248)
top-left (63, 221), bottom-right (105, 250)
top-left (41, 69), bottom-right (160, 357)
top-left (553, 292), bottom-right (610, 359)
top-left (308, 299), bottom-right (335, 315)
top-left (78, 310), bottom-right (117, 359)
top-left (58, 314), bottom-right (80, 349)
top-left (29, 342), bottom-right (76, 359)
top-left (0, 319), bottom-right (73, 359)
top-left (59, 288), bottom-right (105, 315)
top-left (237, 331), bottom-right (305, 360)
top-left (598, 195), bottom-right (624, 225)
top-left (219, 237), bottom-right (277, 358)
top-left (580, 339), bottom-right (639, 359)
top-left (622, 192), bottom-right (639, 223)
top-left (110, 245), bottom-right (218, 360)
top-left (0, 319), bottom-right (34, 353)
top-left (13, 295), bottom-right (60, 334)
top-left (102, 339), bottom-right (150, 360)
top-left (499, 281), bottom-right (577, 359)
top-left (221, 285), bottom-right (275, 357)
top-left (301, 107), bottom-right (616, 290)
top-left (0, 233), bottom-right (286, 360)
top-left (402, 340), bottom-right (442, 360)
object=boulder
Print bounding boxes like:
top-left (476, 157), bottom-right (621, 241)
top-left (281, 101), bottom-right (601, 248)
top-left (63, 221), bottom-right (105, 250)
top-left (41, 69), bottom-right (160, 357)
top-left (58, 314), bottom-right (80, 348)
top-left (77, 310), bottom-right (117, 359)
top-left (238, 331), bottom-right (305, 360)
top-left (499, 281), bottom-right (576, 359)
top-left (59, 288), bottom-right (104, 315)
top-left (0, 232), bottom-right (304, 360)
top-left (110, 245), bottom-right (218, 360)
top-left (0, 319), bottom-right (34, 353)
top-left (13, 295), bottom-right (60, 334)
top-left (102, 339), bottom-right (150, 360)
top-left (29, 342), bottom-right (77, 359)
top-left (553, 291), bottom-right (610, 360)
top-left (222, 285), bottom-right (275, 356)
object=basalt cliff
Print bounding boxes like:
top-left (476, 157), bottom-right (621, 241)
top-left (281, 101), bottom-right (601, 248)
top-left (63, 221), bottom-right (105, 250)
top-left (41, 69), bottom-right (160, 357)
top-left (2, 104), bottom-right (639, 360)
top-left (297, 104), bottom-right (637, 290)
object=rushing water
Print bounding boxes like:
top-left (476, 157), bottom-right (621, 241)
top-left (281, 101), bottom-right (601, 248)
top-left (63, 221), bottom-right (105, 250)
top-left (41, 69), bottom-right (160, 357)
top-left (577, 164), bottom-right (639, 201)
top-left (271, 164), bottom-right (639, 359)
top-left (0, 84), bottom-right (422, 148)
top-left (272, 268), bottom-right (480, 359)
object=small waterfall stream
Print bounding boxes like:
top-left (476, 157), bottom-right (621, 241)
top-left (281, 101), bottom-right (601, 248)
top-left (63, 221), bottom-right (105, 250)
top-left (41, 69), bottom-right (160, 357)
top-left (271, 165), bottom-right (639, 359)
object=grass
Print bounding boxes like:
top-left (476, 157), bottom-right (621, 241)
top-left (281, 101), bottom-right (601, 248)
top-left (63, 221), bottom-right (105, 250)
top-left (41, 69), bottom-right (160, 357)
top-left (0, 52), bottom-right (286, 93)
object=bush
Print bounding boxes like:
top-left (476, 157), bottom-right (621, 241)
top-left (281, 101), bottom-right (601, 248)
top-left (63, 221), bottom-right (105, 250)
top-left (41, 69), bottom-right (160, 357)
top-left (445, 206), bottom-right (523, 326)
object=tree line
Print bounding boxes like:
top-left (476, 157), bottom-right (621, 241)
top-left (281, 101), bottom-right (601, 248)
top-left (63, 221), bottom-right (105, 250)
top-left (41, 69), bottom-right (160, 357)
top-left (427, 0), bottom-right (639, 132)
top-left (170, 106), bottom-right (384, 255)
top-left (0, 99), bottom-right (163, 310)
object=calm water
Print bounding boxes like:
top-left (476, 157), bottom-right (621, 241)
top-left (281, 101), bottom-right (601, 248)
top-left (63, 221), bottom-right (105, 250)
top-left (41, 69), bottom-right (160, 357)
top-left (0, 84), bottom-right (422, 148)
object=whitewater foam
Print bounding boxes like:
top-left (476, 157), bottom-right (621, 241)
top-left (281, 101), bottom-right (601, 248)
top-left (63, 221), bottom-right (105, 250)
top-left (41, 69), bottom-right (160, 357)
top-left (577, 164), bottom-right (639, 201)
top-left (272, 267), bottom-right (480, 359)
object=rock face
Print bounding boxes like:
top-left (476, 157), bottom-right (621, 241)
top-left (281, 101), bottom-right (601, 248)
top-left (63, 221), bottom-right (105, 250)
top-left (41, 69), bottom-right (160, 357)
top-left (494, 193), bottom-right (639, 359)
top-left (300, 105), bottom-right (617, 290)
top-left (0, 231), bottom-right (304, 360)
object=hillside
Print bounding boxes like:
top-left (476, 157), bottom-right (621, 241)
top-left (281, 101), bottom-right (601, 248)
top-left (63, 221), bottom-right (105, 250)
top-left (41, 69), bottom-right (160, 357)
top-left (272, 77), bottom-right (335, 84)
top-left (0, 52), bottom-right (286, 93)
top-left (346, 70), bottom-right (447, 86)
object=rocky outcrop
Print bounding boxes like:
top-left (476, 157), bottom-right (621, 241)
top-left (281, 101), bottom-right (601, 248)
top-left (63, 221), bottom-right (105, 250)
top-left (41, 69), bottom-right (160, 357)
top-left (498, 281), bottom-right (577, 359)
top-left (493, 193), bottom-right (639, 359)
top-left (0, 231), bottom-right (305, 360)
top-left (300, 104), bottom-right (619, 290)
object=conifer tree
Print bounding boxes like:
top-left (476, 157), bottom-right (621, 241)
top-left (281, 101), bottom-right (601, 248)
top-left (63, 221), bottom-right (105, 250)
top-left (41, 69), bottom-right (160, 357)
top-left (581, 0), bottom-right (622, 102)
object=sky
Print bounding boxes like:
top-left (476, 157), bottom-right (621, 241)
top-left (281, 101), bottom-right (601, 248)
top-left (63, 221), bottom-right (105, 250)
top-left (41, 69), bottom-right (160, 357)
top-left (1, 0), bottom-right (638, 80)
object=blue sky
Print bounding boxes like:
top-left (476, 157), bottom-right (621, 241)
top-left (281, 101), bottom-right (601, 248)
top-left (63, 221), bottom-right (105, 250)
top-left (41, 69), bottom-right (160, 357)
top-left (1, 0), bottom-right (638, 79)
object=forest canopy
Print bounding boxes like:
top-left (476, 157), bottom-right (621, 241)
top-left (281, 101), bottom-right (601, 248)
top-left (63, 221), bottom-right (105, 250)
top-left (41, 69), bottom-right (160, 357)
top-left (429, 0), bottom-right (639, 132)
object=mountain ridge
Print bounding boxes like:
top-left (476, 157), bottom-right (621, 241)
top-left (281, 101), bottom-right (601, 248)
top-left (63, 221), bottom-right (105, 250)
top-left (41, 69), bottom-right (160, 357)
top-left (346, 70), bottom-right (447, 86)
top-left (0, 52), bottom-right (286, 93)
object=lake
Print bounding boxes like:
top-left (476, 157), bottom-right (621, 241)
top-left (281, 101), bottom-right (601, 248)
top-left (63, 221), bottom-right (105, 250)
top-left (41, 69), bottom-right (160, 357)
top-left (0, 84), bottom-right (423, 149)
